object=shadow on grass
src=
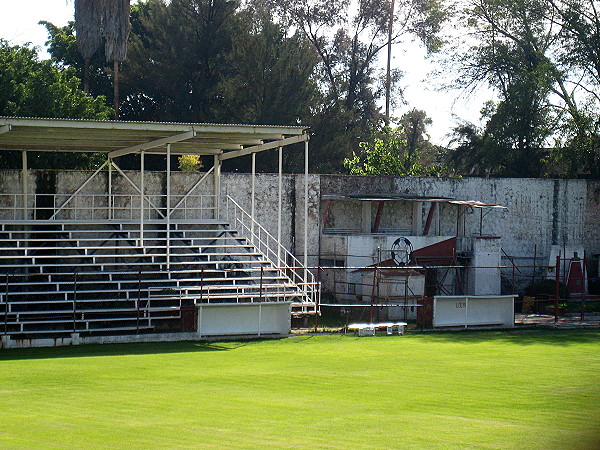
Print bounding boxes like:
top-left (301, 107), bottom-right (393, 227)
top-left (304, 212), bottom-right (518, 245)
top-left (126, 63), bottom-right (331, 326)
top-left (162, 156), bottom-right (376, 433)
top-left (0, 340), bottom-right (243, 361)
top-left (410, 328), bottom-right (600, 346)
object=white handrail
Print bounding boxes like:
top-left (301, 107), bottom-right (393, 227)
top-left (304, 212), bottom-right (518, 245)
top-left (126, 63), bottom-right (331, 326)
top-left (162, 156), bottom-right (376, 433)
top-left (224, 195), bottom-right (318, 310)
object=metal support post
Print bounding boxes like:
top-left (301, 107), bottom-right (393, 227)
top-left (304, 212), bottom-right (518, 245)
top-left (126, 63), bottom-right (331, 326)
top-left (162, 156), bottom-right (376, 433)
top-left (251, 152), bottom-right (256, 239)
top-left (22, 151), bottom-right (28, 220)
top-left (166, 144), bottom-right (171, 269)
top-left (140, 151), bottom-right (145, 246)
top-left (277, 146), bottom-right (282, 269)
top-left (214, 154), bottom-right (221, 219)
top-left (304, 140), bottom-right (309, 276)
top-left (108, 158), bottom-right (113, 220)
top-left (555, 254), bottom-right (561, 323)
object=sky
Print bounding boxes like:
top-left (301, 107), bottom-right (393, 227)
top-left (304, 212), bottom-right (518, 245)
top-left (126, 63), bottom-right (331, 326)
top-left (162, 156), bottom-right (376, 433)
top-left (0, 0), bottom-right (489, 146)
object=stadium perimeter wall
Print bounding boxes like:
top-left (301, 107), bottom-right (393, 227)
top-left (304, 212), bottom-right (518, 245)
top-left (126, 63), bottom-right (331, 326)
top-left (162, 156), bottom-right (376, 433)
top-left (1, 170), bottom-right (599, 273)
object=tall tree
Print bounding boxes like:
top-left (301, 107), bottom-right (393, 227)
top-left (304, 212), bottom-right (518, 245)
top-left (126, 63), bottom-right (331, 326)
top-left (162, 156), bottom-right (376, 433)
top-left (103, 0), bottom-right (131, 118)
top-left (265, 0), bottom-right (448, 172)
top-left (451, 0), bottom-right (600, 177)
top-left (74, 0), bottom-right (131, 118)
top-left (344, 109), bottom-right (451, 175)
top-left (0, 40), bottom-right (112, 168)
top-left (74, 0), bottom-right (104, 93)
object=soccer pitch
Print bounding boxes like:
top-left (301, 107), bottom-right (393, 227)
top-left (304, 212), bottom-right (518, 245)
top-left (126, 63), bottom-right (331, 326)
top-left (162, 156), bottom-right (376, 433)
top-left (1, 330), bottom-right (599, 449)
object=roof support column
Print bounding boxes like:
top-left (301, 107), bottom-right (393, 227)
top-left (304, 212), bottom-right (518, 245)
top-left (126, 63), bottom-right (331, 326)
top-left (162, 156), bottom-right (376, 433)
top-left (166, 144), bottom-right (171, 269)
top-left (108, 158), bottom-right (113, 220)
top-left (140, 151), bottom-right (145, 246)
top-left (277, 146), bottom-right (282, 269)
top-left (251, 152), bottom-right (256, 240)
top-left (412, 201), bottom-right (423, 235)
top-left (213, 155), bottom-right (221, 220)
top-left (304, 140), bottom-right (309, 274)
top-left (21, 151), bottom-right (27, 220)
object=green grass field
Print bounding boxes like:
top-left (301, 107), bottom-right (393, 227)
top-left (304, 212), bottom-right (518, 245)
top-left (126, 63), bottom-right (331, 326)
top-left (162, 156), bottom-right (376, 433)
top-left (1, 329), bottom-right (599, 449)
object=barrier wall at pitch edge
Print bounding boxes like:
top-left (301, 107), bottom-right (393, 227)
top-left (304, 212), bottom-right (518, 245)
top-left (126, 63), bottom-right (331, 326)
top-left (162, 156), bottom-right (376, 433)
top-left (433, 295), bottom-right (516, 328)
top-left (197, 302), bottom-right (292, 337)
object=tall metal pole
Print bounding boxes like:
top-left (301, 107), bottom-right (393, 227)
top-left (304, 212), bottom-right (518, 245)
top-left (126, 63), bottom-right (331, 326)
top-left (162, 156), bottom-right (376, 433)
top-left (385, 0), bottom-right (395, 126)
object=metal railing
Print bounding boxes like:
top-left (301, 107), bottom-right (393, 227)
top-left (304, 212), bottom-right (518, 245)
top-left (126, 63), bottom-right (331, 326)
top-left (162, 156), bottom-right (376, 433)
top-left (224, 195), bottom-right (319, 312)
top-left (0, 193), bottom-right (218, 221)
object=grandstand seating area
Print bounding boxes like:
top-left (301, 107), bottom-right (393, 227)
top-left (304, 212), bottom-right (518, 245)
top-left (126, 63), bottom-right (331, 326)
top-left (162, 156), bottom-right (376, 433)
top-left (0, 218), bottom-right (314, 338)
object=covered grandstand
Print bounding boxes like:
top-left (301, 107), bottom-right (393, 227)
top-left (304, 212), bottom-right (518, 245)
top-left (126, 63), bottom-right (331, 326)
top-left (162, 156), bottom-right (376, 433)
top-left (0, 117), bottom-right (318, 347)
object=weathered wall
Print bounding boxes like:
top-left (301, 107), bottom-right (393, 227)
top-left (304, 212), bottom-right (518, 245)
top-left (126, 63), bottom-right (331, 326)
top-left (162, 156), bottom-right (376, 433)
top-left (320, 175), bottom-right (589, 261)
top-left (584, 181), bottom-right (600, 258)
top-left (0, 170), bottom-right (596, 273)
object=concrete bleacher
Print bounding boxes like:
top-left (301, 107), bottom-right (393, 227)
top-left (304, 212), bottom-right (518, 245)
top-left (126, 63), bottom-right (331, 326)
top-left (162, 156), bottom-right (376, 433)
top-left (0, 219), bottom-right (306, 338)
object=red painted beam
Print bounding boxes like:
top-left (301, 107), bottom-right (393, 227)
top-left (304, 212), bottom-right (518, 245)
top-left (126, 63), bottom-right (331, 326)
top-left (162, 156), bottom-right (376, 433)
top-left (422, 202), bottom-right (437, 235)
top-left (321, 199), bottom-right (333, 232)
top-left (372, 201), bottom-right (386, 233)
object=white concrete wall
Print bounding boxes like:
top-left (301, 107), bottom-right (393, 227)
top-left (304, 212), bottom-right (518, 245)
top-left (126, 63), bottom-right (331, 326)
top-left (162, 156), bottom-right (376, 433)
top-left (469, 236), bottom-right (502, 295)
top-left (433, 295), bottom-right (515, 327)
top-left (320, 176), bottom-right (588, 259)
top-left (197, 302), bottom-right (291, 336)
top-left (1, 170), bottom-right (597, 290)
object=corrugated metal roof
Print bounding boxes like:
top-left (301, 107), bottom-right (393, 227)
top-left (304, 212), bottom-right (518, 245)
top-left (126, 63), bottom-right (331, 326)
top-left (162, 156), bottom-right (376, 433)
top-left (0, 116), bottom-right (309, 157)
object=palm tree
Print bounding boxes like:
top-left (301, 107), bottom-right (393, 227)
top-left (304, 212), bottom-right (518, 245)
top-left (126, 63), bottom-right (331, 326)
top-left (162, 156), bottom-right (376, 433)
top-left (74, 0), bottom-right (103, 93)
top-left (74, 0), bottom-right (130, 118)
top-left (103, 0), bottom-right (131, 119)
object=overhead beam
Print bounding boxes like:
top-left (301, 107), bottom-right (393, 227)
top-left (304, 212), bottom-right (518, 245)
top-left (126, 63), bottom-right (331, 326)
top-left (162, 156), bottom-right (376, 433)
top-left (0, 117), bottom-right (307, 137)
top-left (219, 134), bottom-right (308, 161)
top-left (108, 130), bottom-right (196, 158)
top-left (145, 148), bottom-right (224, 156)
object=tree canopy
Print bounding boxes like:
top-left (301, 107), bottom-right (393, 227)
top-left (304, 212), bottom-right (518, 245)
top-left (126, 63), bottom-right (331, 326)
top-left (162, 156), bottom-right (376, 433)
top-left (1, 0), bottom-right (599, 178)
top-left (344, 109), bottom-right (452, 176)
top-left (0, 39), bottom-right (112, 169)
top-left (449, 0), bottom-right (600, 178)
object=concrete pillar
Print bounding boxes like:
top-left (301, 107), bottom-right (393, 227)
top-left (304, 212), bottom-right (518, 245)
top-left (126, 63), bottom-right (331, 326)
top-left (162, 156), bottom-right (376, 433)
top-left (361, 201), bottom-right (371, 233)
top-left (469, 236), bottom-right (502, 295)
top-left (412, 201), bottom-right (423, 235)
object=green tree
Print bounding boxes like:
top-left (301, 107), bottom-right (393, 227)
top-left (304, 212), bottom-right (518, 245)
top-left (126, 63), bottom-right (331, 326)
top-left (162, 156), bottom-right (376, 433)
top-left (44, 0), bottom-right (320, 172)
top-left (74, 0), bottom-right (131, 118)
top-left (0, 40), bottom-right (112, 169)
top-left (344, 110), bottom-right (452, 176)
top-left (266, 0), bottom-right (448, 172)
top-left (451, 0), bottom-right (600, 177)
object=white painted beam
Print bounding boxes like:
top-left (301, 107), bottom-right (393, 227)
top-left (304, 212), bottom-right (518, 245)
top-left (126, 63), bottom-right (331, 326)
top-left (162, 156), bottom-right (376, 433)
top-left (219, 134), bottom-right (308, 161)
top-left (108, 130), bottom-right (196, 158)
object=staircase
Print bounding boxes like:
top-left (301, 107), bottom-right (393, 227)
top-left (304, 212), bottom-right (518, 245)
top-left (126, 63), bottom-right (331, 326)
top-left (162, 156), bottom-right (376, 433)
top-left (0, 214), bottom-right (318, 338)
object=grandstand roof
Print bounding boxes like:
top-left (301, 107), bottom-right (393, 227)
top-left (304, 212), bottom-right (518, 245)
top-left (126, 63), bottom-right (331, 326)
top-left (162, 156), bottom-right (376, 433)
top-left (0, 116), bottom-right (309, 160)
